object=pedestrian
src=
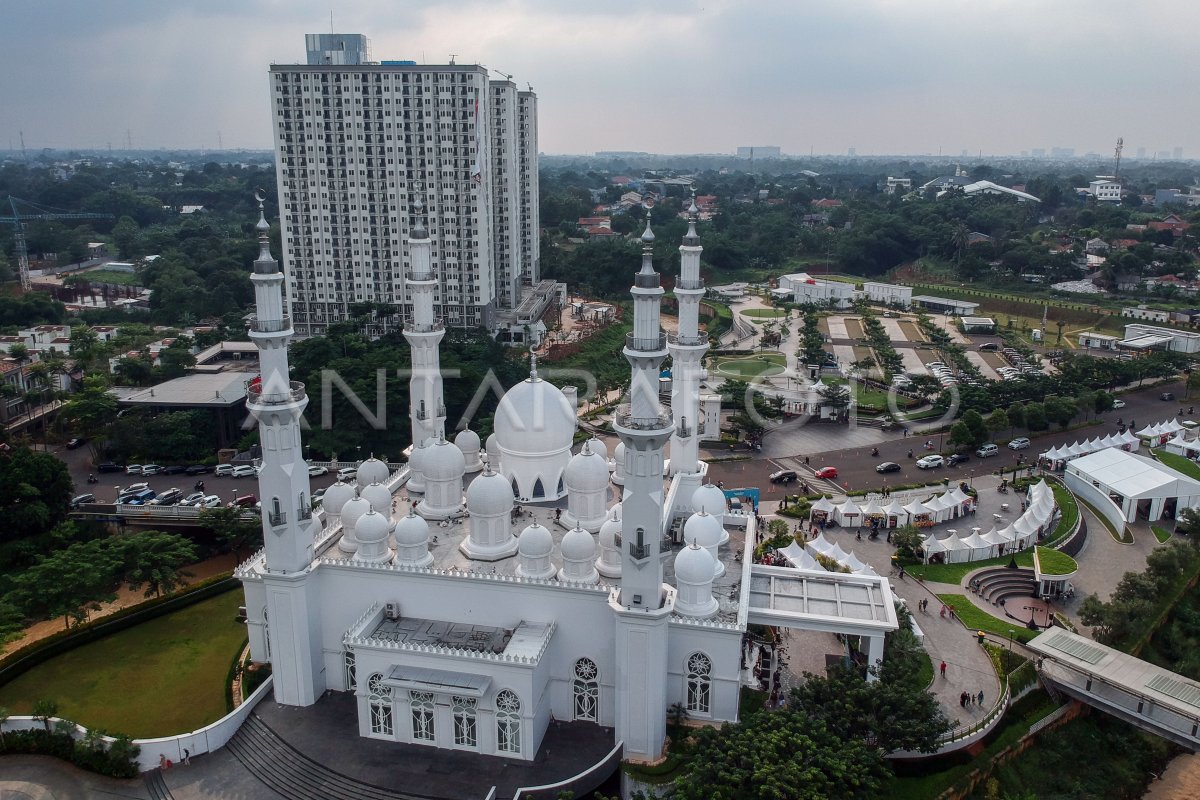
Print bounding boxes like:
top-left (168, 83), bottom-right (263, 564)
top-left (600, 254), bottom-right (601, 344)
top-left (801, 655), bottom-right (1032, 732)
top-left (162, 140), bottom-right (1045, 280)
top-left (977, 690), bottom-right (984, 706)
top-left (959, 691), bottom-right (967, 707)
top-left (182, 748), bottom-right (191, 765)
top-left (898, 565), bottom-right (906, 581)
top-left (940, 660), bottom-right (947, 678)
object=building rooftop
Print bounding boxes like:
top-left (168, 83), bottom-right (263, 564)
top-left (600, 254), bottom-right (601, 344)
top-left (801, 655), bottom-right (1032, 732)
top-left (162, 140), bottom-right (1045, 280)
top-left (116, 371), bottom-right (251, 408)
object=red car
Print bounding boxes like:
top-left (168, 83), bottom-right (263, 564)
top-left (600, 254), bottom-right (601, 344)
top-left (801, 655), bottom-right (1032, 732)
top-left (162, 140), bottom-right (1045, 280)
top-left (814, 466), bottom-right (838, 479)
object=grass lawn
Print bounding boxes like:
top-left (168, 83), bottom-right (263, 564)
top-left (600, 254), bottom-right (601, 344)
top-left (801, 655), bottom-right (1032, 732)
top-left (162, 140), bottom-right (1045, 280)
top-left (1043, 483), bottom-right (1079, 548)
top-left (1152, 448), bottom-right (1200, 482)
top-left (1035, 545), bottom-right (1077, 576)
top-left (935, 593), bottom-right (1040, 644)
top-left (905, 551), bottom-right (1033, 584)
top-left (740, 308), bottom-right (788, 319)
top-left (709, 353), bottom-right (786, 380)
top-left (0, 589), bottom-right (246, 737)
top-left (1152, 525), bottom-right (1174, 543)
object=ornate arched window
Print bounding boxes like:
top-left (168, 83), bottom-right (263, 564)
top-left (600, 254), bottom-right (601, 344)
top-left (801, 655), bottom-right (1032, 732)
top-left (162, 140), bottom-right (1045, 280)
top-left (556, 474), bottom-right (564, 495)
top-left (410, 691), bottom-right (435, 742)
top-left (367, 673), bottom-right (392, 735)
top-left (343, 650), bottom-right (356, 691)
top-left (452, 695), bottom-right (478, 748)
top-left (573, 657), bottom-right (599, 722)
top-left (532, 477), bottom-right (545, 498)
top-left (686, 652), bottom-right (712, 715)
top-left (496, 689), bottom-right (521, 754)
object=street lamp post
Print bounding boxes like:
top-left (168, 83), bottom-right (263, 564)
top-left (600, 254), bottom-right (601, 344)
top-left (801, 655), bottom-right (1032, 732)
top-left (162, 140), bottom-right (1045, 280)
top-left (1007, 628), bottom-right (1015, 654)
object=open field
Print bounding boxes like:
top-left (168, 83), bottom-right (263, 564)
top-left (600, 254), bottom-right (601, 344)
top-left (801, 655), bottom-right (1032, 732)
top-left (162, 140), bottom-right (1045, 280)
top-left (0, 589), bottom-right (246, 737)
top-left (709, 352), bottom-right (787, 380)
top-left (741, 308), bottom-right (788, 319)
top-left (843, 317), bottom-right (865, 340)
top-left (897, 319), bottom-right (925, 342)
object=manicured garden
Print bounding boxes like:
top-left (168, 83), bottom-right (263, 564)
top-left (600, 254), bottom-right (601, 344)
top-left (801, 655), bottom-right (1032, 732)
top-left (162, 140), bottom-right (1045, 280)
top-left (934, 593), bottom-right (1040, 644)
top-left (709, 352), bottom-right (786, 380)
top-left (1152, 525), bottom-right (1174, 543)
top-left (905, 551), bottom-right (1034, 584)
top-left (1152, 448), bottom-right (1200, 482)
top-left (1034, 546), bottom-right (1077, 576)
top-left (0, 589), bottom-right (246, 737)
top-left (740, 308), bottom-right (789, 319)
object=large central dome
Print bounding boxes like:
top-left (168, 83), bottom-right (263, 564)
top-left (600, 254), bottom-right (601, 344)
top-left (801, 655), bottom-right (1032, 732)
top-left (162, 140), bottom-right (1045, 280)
top-left (493, 360), bottom-right (576, 502)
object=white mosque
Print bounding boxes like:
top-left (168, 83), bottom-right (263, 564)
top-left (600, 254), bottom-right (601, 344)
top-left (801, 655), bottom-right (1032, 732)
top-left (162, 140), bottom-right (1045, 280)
top-left (236, 194), bottom-right (898, 767)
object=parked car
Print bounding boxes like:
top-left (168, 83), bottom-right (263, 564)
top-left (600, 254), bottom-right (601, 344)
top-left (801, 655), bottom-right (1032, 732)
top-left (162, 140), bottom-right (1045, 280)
top-left (162, 465), bottom-right (188, 475)
top-left (71, 493), bottom-right (96, 507)
top-left (1160, 392), bottom-right (1176, 401)
top-left (1112, 399), bottom-right (1126, 409)
top-left (140, 464), bottom-right (163, 475)
top-left (814, 466), bottom-right (838, 479)
top-left (308, 464), bottom-right (329, 477)
top-left (976, 443), bottom-right (999, 458)
top-left (125, 464), bottom-right (143, 475)
top-left (978, 342), bottom-right (1000, 351)
top-left (875, 462), bottom-right (901, 474)
top-left (180, 492), bottom-right (206, 507)
top-left (118, 483), bottom-right (150, 501)
top-left (769, 469), bottom-right (798, 484)
top-left (337, 467), bottom-right (358, 482)
top-left (947, 453), bottom-right (970, 466)
top-left (1008, 437), bottom-right (1031, 450)
top-left (185, 464), bottom-right (212, 475)
top-left (65, 437), bottom-right (86, 450)
top-left (197, 495), bottom-right (222, 508)
top-left (231, 464), bottom-right (258, 478)
top-left (151, 488), bottom-right (184, 506)
top-left (230, 494), bottom-right (259, 509)
top-left (96, 462), bottom-right (123, 473)
top-left (916, 454), bottom-right (945, 469)
top-left (122, 489), bottom-right (157, 505)
top-left (215, 464), bottom-right (236, 477)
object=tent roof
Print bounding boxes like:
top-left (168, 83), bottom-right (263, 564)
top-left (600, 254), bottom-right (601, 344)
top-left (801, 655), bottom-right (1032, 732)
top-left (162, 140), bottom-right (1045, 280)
top-left (922, 534), bottom-right (948, 553)
top-left (1067, 447), bottom-right (1200, 500)
top-left (884, 499), bottom-right (909, 516)
top-left (903, 499), bottom-right (931, 515)
top-left (812, 496), bottom-right (837, 513)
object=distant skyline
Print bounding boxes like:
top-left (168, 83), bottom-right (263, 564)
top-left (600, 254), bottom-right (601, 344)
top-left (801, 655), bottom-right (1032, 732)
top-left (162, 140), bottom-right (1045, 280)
top-left (2, 0), bottom-right (1197, 158)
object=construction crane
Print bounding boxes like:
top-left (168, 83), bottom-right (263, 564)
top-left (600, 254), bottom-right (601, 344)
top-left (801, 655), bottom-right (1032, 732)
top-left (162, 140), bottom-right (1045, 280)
top-left (1114, 137), bottom-right (1124, 184)
top-left (1, 196), bottom-right (112, 291)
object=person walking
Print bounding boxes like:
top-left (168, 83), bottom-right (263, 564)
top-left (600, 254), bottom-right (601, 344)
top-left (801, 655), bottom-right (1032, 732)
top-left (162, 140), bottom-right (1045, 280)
top-left (182, 748), bottom-right (191, 765)
top-left (977, 690), bottom-right (985, 706)
top-left (940, 660), bottom-right (947, 678)
top-left (959, 691), bottom-right (968, 708)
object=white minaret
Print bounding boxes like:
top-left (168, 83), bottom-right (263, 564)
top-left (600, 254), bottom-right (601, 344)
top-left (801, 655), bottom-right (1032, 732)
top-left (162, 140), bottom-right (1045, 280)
top-left (610, 212), bottom-right (675, 763)
top-left (668, 193), bottom-right (708, 478)
top-left (403, 202), bottom-right (447, 492)
top-left (246, 191), bottom-right (322, 707)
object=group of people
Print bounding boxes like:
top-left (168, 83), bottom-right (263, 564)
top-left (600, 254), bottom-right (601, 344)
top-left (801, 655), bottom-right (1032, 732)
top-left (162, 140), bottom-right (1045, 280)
top-left (960, 690), bottom-right (985, 708)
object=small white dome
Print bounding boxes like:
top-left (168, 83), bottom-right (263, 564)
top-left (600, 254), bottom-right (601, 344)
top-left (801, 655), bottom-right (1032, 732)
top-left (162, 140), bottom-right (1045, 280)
top-left (408, 440), bottom-right (429, 491)
top-left (360, 482), bottom-right (392, 516)
top-left (675, 542), bottom-right (717, 585)
top-left (684, 511), bottom-right (722, 549)
top-left (612, 441), bottom-right (627, 484)
top-left (424, 436), bottom-right (467, 481)
top-left (692, 483), bottom-right (727, 515)
top-left (599, 516), bottom-right (622, 547)
top-left (357, 456), bottom-right (390, 486)
top-left (455, 428), bottom-right (481, 457)
top-left (465, 468), bottom-right (514, 516)
top-left (355, 509), bottom-right (390, 544)
top-left (517, 522), bottom-right (554, 559)
top-left (322, 480), bottom-right (356, 516)
top-left (394, 512), bottom-right (431, 547)
top-left (564, 442), bottom-right (609, 492)
top-left (606, 502), bottom-right (622, 521)
top-left (340, 495), bottom-right (372, 532)
top-left (495, 376), bottom-right (576, 456)
top-left (560, 525), bottom-right (596, 562)
top-left (485, 432), bottom-right (502, 465)
top-left (587, 436), bottom-right (609, 460)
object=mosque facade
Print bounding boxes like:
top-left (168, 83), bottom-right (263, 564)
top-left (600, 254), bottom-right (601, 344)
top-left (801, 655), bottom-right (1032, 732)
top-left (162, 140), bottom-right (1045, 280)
top-left (237, 196), bottom-right (751, 764)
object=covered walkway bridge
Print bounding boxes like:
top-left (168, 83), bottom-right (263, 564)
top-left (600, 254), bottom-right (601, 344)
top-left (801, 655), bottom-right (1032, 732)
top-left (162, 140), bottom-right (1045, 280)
top-left (1028, 629), bottom-right (1200, 750)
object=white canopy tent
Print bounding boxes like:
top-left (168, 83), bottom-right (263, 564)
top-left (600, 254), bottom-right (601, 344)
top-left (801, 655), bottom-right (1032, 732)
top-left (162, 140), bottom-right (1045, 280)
top-left (836, 498), bottom-right (863, 528)
top-left (781, 541), bottom-right (827, 571)
top-left (960, 529), bottom-right (993, 560)
top-left (807, 532), bottom-right (834, 555)
top-left (941, 532), bottom-right (974, 564)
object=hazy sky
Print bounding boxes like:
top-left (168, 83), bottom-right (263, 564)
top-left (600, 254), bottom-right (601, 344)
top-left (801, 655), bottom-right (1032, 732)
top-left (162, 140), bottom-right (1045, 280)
top-left (2, 0), bottom-right (1196, 157)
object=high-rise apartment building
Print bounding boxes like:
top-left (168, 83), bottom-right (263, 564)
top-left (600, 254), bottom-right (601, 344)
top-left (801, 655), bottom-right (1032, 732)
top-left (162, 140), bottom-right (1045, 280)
top-left (270, 35), bottom-right (541, 337)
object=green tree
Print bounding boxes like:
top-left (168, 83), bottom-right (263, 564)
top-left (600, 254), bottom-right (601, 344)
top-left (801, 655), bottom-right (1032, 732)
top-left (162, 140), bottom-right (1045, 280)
top-left (6, 539), bottom-right (124, 627)
top-left (817, 382), bottom-right (852, 416)
top-left (31, 699), bottom-right (58, 732)
top-left (1006, 401), bottom-right (1026, 432)
top-left (199, 505), bottom-right (263, 562)
top-left (949, 421), bottom-right (975, 449)
top-left (118, 531), bottom-right (198, 597)
top-left (61, 375), bottom-right (118, 459)
top-left (986, 409), bottom-right (1010, 438)
top-left (962, 409), bottom-right (987, 444)
top-left (1023, 402), bottom-right (1047, 431)
top-left (0, 446), bottom-right (73, 545)
top-left (111, 215), bottom-right (141, 259)
top-left (891, 524), bottom-right (923, 558)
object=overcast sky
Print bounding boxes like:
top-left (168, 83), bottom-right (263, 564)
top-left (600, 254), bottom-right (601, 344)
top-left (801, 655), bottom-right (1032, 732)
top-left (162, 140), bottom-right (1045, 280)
top-left (2, 0), bottom-right (1196, 158)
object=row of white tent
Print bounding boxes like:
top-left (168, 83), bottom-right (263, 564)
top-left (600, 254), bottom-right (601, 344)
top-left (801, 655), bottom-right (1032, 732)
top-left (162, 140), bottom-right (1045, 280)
top-left (1165, 431), bottom-right (1200, 458)
top-left (1136, 418), bottom-right (1188, 447)
top-left (779, 536), bottom-right (879, 577)
top-left (808, 485), bottom-right (974, 529)
top-left (1040, 430), bottom-right (1139, 465)
top-left (920, 479), bottom-right (1057, 563)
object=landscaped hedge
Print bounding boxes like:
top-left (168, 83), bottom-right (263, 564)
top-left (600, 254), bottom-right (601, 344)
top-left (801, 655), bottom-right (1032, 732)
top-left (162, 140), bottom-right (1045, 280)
top-left (0, 574), bottom-right (238, 688)
top-left (0, 728), bottom-right (140, 778)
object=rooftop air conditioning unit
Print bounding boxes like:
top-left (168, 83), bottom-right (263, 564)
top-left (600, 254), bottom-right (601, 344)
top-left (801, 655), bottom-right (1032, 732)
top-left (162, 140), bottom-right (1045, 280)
top-left (384, 602), bottom-right (400, 620)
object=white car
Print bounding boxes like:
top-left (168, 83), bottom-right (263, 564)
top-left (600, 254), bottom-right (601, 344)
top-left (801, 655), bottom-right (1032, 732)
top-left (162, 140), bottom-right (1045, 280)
top-left (231, 464), bottom-right (258, 478)
top-left (337, 467), bottom-right (358, 482)
top-left (140, 464), bottom-right (163, 475)
top-left (215, 464), bottom-right (235, 477)
top-left (198, 495), bottom-right (222, 508)
top-left (308, 464), bottom-right (329, 477)
top-left (180, 492), bottom-right (206, 506)
top-left (125, 464), bottom-right (143, 475)
top-left (1008, 437), bottom-right (1031, 450)
top-left (1112, 399), bottom-right (1126, 409)
top-left (916, 454), bottom-right (945, 469)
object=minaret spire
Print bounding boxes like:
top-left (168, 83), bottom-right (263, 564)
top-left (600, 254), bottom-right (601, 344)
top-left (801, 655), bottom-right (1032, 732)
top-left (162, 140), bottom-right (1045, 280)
top-left (668, 188), bottom-right (708, 478)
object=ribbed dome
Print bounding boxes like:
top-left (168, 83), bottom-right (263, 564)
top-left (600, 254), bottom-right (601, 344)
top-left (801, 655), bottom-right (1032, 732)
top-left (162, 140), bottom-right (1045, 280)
top-left (560, 525), bottom-right (596, 561)
top-left (340, 495), bottom-right (372, 532)
top-left (465, 468), bottom-right (513, 516)
top-left (674, 541), bottom-right (717, 584)
top-left (360, 482), bottom-right (392, 516)
top-left (423, 436), bottom-right (466, 481)
top-left (564, 442), bottom-right (609, 492)
top-left (454, 428), bottom-right (481, 457)
top-left (587, 435), bottom-right (609, 460)
top-left (356, 456), bottom-right (390, 486)
top-left (494, 376), bottom-right (576, 456)
top-left (517, 522), bottom-right (554, 558)
top-left (684, 511), bottom-right (722, 549)
top-left (322, 480), bottom-right (356, 516)
top-left (355, 509), bottom-right (390, 544)
top-left (394, 512), bottom-right (431, 547)
top-left (692, 483), bottom-right (727, 515)
top-left (599, 515), bottom-right (622, 547)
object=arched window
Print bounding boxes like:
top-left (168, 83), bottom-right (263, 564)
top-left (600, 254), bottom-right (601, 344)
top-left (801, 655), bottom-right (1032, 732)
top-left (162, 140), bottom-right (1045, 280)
top-left (410, 691), bottom-right (435, 742)
top-left (262, 607), bottom-right (270, 659)
top-left (368, 673), bottom-right (392, 735)
top-left (556, 474), bottom-right (564, 495)
top-left (496, 689), bottom-right (521, 754)
top-left (686, 652), bottom-right (712, 715)
top-left (343, 650), bottom-right (356, 691)
top-left (452, 695), bottom-right (478, 748)
top-left (572, 658), bottom-right (599, 722)
top-left (532, 477), bottom-right (545, 498)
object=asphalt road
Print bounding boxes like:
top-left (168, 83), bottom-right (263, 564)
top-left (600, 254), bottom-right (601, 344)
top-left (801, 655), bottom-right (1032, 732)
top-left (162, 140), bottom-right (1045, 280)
top-left (707, 379), bottom-right (1192, 498)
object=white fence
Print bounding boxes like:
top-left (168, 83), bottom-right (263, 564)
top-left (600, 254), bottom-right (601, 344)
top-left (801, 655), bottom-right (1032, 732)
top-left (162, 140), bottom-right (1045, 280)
top-left (1, 675), bottom-right (274, 772)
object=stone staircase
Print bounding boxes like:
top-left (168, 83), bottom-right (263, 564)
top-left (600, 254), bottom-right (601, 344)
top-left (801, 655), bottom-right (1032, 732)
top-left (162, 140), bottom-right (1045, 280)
top-left (143, 769), bottom-right (175, 800)
top-left (225, 713), bottom-right (434, 800)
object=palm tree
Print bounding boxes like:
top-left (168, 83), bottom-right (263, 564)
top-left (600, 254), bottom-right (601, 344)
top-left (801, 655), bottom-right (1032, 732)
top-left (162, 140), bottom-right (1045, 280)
top-left (951, 223), bottom-right (971, 267)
